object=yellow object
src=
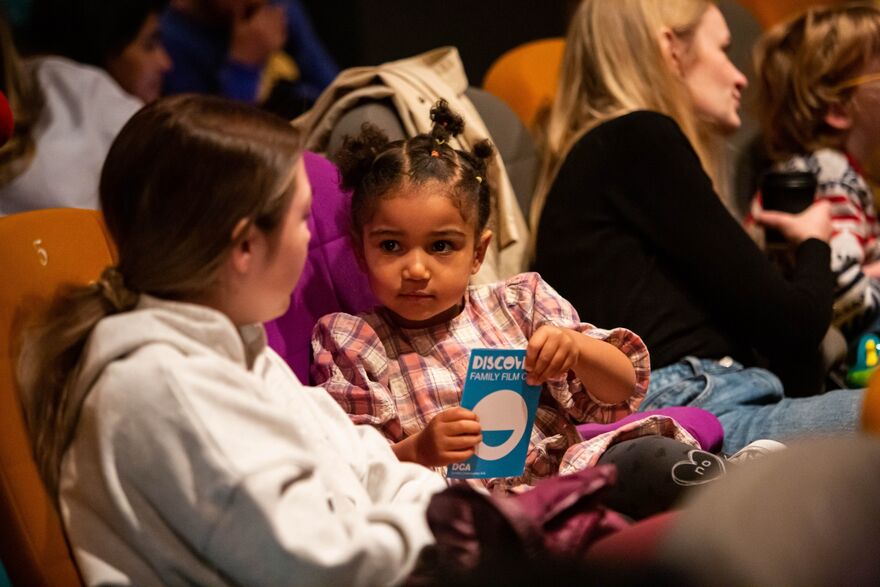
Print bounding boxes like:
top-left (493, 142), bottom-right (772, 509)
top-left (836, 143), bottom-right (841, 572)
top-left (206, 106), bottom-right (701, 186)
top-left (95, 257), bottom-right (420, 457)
top-left (482, 38), bottom-right (565, 130)
top-left (258, 50), bottom-right (301, 104)
top-left (0, 208), bottom-right (116, 586)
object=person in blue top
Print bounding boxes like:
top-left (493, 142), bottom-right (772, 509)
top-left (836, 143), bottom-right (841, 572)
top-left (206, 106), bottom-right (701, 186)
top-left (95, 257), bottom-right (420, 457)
top-left (161, 0), bottom-right (338, 116)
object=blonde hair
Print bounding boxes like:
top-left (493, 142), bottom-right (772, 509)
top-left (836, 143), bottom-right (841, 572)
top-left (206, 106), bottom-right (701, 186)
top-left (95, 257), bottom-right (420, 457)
top-left (530, 0), bottom-right (717, 248)
top-left (755, 2), bottom-right (880, 159)
top-left (0, 16), bottom-right (44, 187)
top-left (18, 95), bottom-right (303, 495)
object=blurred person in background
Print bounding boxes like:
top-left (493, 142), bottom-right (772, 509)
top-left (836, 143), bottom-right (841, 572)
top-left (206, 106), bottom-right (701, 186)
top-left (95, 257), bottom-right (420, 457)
top-left (1, 0), bottom-right (170, 215)
top-left (28, 0), bottom-right (172, 103)
top-left (161, 0), bottom-right (338, 118)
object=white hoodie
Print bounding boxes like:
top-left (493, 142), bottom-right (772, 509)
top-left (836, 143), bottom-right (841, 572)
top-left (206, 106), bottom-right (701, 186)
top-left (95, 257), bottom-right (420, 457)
top-left (59, 295), bottom-right (445, 586)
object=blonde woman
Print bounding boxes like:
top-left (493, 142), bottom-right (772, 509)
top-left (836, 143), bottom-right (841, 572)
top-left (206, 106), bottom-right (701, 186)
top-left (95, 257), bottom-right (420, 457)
top-left (531, 0), bottom-right (864, 454)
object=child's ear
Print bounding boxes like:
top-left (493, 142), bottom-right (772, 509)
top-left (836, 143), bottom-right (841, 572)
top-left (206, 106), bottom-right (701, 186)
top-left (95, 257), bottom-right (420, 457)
top-left (471, 229), bottom-right (493, 275)
top-left (825, 102), bottom-right (853, 131)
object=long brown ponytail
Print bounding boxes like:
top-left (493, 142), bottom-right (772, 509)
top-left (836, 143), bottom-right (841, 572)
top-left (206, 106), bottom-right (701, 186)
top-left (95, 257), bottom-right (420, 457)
top-left (18, 95), bottom-right (303, 495)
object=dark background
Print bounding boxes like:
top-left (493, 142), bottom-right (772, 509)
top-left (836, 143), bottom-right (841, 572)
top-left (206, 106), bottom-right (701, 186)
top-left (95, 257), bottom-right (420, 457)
top-left (298, 0), bottom-right (764, 210)
top-left (299, 0), bottom-right (574, 86)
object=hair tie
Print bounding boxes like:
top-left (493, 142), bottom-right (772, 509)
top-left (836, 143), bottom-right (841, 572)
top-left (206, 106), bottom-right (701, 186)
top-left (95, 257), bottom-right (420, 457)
top-left (831, 71), bottom-right (880, 92)
top-left (475, 176), bottom-right (483, 184)
top-left (97, 266), bottom-right (138, 312)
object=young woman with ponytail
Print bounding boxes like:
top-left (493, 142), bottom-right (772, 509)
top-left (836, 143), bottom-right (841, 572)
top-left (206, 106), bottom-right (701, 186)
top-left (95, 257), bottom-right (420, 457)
top-left (17, 94), bottom-right (446, 586)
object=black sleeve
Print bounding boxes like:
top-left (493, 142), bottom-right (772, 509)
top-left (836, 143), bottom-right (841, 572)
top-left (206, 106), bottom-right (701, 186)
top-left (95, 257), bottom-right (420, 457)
top-left (600, 111), bottom-right (833, 359)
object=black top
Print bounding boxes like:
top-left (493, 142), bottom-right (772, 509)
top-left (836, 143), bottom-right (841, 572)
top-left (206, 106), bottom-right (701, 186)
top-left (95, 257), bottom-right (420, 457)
top-left (533, 111), bottom-right (833, 370)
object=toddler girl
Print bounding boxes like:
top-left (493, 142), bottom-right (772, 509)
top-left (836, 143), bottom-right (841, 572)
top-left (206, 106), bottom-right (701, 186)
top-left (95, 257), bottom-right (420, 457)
top-left (312, 101), bottom-right (658, 492)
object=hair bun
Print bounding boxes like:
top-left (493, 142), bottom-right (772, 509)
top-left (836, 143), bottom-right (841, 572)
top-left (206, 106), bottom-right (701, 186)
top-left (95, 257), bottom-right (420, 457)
top-left (335, 123), bottom-right (391, 190)
top-left (429, 99), bottom-right (465, 142)
top-left (472, 138), bottom-right (494, 161)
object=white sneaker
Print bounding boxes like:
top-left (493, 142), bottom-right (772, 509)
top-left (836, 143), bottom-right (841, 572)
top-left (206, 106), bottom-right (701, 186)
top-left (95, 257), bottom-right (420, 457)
top-left (727, 439), bottom-right (787, 464)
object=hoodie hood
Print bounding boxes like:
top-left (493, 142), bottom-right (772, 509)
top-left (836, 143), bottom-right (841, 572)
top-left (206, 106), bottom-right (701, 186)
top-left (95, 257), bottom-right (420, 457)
top-left (73, 295), bottom-right (266, 401)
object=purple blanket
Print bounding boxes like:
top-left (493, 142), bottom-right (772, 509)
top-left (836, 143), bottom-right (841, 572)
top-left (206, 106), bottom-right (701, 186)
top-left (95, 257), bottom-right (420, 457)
top-left (577, 406), bottom-right (723, 453)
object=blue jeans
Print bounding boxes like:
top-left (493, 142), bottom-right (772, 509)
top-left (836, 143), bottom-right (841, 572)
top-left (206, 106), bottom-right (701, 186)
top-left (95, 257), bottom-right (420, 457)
top-left (640, 357), bottom-right (865, 454)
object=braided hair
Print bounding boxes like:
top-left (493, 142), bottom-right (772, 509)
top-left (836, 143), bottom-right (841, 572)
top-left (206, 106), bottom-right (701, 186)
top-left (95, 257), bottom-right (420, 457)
top-left (335, 99), bottom-right (494, 249)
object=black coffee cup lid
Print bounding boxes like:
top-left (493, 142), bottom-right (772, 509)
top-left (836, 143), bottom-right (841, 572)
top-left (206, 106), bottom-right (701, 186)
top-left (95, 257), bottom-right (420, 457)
top-left (761, 170), bottom-right (817, 190)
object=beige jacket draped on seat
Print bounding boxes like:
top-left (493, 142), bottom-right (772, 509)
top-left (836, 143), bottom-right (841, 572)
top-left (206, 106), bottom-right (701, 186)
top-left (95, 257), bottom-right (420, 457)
top-left (293, 46), bottom-right (529, 284)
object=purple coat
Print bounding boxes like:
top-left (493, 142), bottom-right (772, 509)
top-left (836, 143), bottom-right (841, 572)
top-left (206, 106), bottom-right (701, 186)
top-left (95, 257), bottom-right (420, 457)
top-left (265, 152), bottom-right (376, 382)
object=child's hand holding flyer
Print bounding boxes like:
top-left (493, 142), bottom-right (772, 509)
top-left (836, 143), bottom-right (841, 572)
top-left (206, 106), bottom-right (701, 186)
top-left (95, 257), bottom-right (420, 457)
top-left (447, 348), bottom-right (541, 479)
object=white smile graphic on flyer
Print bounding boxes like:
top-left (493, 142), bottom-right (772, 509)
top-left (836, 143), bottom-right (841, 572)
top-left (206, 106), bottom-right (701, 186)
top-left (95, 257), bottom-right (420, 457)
top-left (448, 348), bottom-right (540, 479)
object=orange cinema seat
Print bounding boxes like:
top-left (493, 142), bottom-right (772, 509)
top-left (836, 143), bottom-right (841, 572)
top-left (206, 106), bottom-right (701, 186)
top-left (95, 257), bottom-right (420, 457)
top-left (482, 38), bottom-right (565, 130)
top-left (864, 369), bottom-right (880, 435)
top-left (0, 208), bottom-right (115, 587)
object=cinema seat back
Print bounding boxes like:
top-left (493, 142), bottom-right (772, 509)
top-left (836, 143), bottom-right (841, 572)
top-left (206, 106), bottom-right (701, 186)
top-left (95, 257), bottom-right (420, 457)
top-left (0, 208), bottom-right (115, 587)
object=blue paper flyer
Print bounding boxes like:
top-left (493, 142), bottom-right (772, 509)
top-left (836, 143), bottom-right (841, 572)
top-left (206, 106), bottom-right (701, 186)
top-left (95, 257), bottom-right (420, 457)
top-left (447, 348), bottom-right (541, 479)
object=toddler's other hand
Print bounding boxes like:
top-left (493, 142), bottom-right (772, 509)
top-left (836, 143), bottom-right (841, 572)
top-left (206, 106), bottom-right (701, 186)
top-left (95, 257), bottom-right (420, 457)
top-left (525, 325), bottom-right (578, 386)
top-left (415, 407), bottom-right (481, 467)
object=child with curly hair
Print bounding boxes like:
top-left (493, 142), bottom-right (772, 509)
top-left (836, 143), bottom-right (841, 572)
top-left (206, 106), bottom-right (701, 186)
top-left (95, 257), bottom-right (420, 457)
top-left (753, 2), bottom-right (880, 342)
top-left (309, 100), bottom-right (686, 493)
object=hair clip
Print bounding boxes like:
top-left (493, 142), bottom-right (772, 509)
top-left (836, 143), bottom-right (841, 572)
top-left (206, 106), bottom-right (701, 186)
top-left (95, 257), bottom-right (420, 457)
top-left (832, 71), bottom-right (880, 92)
top-left (431, 150), bottom-right (440, 157)
top-left (475, 176), bottom-right (483, 184)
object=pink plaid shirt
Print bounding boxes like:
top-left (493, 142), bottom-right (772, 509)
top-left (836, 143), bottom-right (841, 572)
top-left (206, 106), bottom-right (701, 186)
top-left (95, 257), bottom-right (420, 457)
top-left (311, 273), bottom-right (650, 491)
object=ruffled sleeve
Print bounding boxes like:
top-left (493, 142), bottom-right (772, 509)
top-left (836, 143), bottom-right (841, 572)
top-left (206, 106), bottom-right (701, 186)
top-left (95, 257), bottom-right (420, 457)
top-left (505, 272), bottom-right (649, 423)
top-left (311, 313), bottom-right (405, 441)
